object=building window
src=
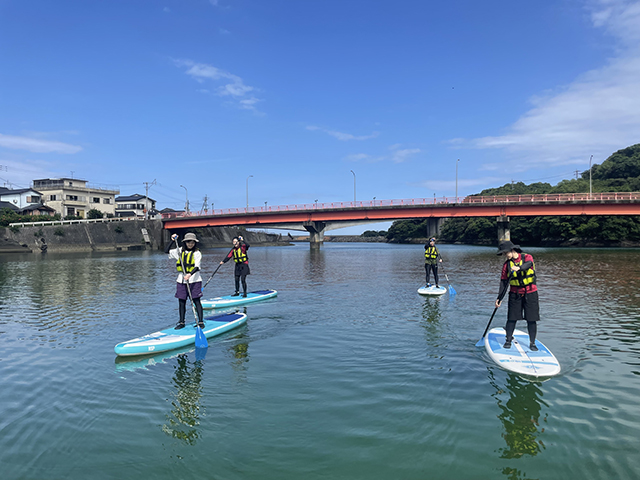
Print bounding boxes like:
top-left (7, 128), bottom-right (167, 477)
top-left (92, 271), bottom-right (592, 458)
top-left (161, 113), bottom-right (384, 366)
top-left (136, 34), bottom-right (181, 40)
top-left (103, 198), bottom-right (111, 204)
top-left (66, 195), bottom-right (78, 201)
top-left (48, 194), bottom-right (57, 201)
top-left (92, 197), bottom-right (100, 203)
top-left (26, 195), bottom-right (41, 203)
top-left (67, 207), bottom-right (75, 216)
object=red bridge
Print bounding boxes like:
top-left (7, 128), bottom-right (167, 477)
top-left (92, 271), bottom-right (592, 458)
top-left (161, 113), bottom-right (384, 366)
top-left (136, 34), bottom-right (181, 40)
top-left (162, 192), bottom-right (640, 244)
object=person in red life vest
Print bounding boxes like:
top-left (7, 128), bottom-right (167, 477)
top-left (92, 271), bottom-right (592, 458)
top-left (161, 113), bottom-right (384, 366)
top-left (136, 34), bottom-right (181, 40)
top-left (494, 240), bottom-right (540, 351)
top-left (424, 237), bottom-right (443, 287)
top-left (166, 232), bottom-right (205, 329)
top-left (220, 235), bottom-right (250, 297)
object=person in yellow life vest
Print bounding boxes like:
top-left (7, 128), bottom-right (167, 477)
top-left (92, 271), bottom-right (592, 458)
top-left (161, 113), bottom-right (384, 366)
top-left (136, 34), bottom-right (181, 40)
top-left (424, 237), bottom-right (443, 287)
top-left (166, 232), bottom-right (204, 330)
top-left (494, 240), bottom-right (540, 351)
top-left (220, 235), bottom-right (251, 297)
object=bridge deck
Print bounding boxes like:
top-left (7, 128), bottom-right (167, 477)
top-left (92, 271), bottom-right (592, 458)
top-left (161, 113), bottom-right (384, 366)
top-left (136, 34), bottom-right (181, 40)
top-left (162, 192), bottom-right (640, 229)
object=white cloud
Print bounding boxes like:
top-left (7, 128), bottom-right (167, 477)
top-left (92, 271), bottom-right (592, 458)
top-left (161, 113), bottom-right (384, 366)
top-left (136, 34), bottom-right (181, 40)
top-left (389, 145), bottom-right (420, 163)
top-left (174, 59), bottom-right (263, 112)
top-left (460, 0), bottom-right (640, 171)
top-left (344, 144), bottom-right (420, 163)
top-left (0, 133), bottom-right (82, 154)
top-left (219, 28), bottom-right (231, 35)
top-left (163, 7), bottom-right (170, 13)
top-left (306, 125), bottom-right (379, 141)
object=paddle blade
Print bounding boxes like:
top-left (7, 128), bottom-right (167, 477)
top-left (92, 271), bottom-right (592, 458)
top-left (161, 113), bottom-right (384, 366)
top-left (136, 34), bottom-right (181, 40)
top-left (195, 345), bottom-right (208, 361)
top-left (475, 337), bottom-right (486, 348)
top-left (195, 325), bottom-right (208, 348)
top-left (448, 285), bottom-right (457, 295)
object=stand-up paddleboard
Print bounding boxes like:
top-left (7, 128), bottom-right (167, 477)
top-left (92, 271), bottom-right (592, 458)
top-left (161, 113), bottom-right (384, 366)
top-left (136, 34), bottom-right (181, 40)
top-left (418, 285), bottom-right (447, 296)
top-left (484, 327), bottom-right (561, 377)
top-left (201, 289), bottom-right (277, 309)
top-left (114, 312), bottom-right (247, 357)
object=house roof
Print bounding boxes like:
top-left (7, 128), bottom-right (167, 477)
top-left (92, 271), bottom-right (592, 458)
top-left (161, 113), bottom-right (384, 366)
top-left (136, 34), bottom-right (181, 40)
top-left (115, 194), bottom-right (156, 202)
top-left (20, 204), bottom-right (56, 212)
top-left (0, 201), bottom-right (19, 212)
top-left (0, 187), bottom-right (42, 195)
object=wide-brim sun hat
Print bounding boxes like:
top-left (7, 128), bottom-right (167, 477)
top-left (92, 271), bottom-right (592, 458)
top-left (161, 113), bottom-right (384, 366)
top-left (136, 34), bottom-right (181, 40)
top-left (182, 232), bottom-right (199, 243)
top-left (496, 240), bottom-right (520, 255)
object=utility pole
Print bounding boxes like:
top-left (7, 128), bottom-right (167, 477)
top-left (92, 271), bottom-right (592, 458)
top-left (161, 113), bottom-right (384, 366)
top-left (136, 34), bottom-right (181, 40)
top-left (143, 179), bottom-right (156, 219)
top-left (202, 194), bottom-right (209, 213)
top-left (180, 184), bottom-right (189, 213)
top-left (574, 170), bottom-right (580, 179)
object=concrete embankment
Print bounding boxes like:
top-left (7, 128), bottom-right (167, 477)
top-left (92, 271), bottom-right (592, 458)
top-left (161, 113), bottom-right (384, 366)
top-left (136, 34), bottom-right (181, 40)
top-left (0, 220), bottom-right (290, 254)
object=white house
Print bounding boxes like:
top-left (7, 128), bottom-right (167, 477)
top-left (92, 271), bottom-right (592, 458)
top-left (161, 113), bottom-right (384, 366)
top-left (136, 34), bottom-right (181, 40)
top-left (32, 178), bottom-right (119, 218)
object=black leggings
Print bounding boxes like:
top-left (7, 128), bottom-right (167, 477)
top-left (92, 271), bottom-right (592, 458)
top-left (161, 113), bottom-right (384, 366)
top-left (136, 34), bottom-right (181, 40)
top-left (235, 275), bottom-right (248, 294)
top-left (425, 264), bottom-right (439, 285)
top-left (505, 320), bottom-right (537, 344)
top-left (179, 298), bottom-right (203, 323)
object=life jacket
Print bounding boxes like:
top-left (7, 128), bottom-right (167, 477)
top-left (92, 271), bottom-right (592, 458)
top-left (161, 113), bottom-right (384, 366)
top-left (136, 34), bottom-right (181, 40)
top-left (425, 246), bottom-right (439, 260)
top-left (508, 254), bottom-right (536, 287)
top-left (233, 246), bottom-right (248, 264)
top-left (176, 250), bottom-right (195, 273)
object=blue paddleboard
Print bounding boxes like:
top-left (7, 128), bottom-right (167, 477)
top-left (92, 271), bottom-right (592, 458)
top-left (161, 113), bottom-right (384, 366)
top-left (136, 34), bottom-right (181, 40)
top-left (484, 327), bottom-right (561, 377)
top-left (417, 285), bottom-right (447, 296)
top-left (114, 312), bottom-right (247, 357)
top-left (201, 289), bottom-right (277, 309)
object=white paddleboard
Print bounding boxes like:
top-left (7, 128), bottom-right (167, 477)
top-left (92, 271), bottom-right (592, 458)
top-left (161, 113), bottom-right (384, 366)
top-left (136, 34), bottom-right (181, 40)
top-left (484, 327), bottom-right (561, 377)
top-left (418, 285), bottom-right (447, 296)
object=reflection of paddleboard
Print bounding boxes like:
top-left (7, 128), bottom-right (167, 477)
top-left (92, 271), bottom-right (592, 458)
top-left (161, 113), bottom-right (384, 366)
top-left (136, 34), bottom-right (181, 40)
top-left (114, 312), bottom-right (247, 357)
top-left (484, 327), bottom-right (561, 377)
top-left (201, 289), bottom-right (277, 309)
top-left (417, 285), bottom-right (447, 296)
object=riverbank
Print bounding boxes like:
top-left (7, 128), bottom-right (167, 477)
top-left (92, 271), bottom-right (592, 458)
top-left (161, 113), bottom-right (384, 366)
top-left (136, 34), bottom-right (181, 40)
top-left (0, 220), bottom-right (290, 253)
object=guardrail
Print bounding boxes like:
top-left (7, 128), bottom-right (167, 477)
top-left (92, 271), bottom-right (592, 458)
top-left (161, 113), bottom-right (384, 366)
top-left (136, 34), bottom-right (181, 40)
top-left (9, 216), bottom-right (139, 227)
top-left (161, 192), bottom-right (640, 219)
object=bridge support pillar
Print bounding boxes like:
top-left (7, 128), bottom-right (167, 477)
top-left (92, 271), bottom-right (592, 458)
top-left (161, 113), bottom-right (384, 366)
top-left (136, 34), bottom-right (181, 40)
top-left (427, 218), bottom-right (445, 238)
top-left (497, 216), bottom-right (510, 243)
top-left (304, 221), bottom-right (326, 248)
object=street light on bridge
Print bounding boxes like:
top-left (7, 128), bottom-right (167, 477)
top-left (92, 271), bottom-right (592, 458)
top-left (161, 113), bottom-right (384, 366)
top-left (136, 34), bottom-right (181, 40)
top-left (246, 175), bottom-right (253, 209)
top-left (180, 184), bottom-right (189, 213)
top-left (350, 170), bottom-right (356, 203)
top-left (589, 155), bottom-right (593, 198)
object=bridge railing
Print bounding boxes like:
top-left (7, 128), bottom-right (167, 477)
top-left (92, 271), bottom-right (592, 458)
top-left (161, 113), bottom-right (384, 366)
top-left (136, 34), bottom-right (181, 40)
top-left (161, 192), bottom-right (640, 219)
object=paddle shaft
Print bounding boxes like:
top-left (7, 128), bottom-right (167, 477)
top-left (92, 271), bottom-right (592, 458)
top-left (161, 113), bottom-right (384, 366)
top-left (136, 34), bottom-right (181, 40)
top-left (202, 246), bottom-right (234, 290)
top-left (481, 306), bottom-right (499, 340)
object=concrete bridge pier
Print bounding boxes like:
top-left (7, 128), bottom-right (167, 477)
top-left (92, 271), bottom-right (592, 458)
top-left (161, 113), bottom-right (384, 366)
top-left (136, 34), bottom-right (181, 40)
top-left (427, 218), bottom-right (445, 239)
top-left (304, 221), bottom-right (326, 247)
top-left (497, 216), bottom-right (510, 243)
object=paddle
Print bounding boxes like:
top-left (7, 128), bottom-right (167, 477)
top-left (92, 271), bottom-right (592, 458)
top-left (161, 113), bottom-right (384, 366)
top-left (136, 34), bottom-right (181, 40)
top-left (475, 306), bottom-right (499, 347)
top-left (439, 262), bottom-right (457, 295)
top-left (202, 246), bottom-right (234, 290)
top-left (174, 235), bottom-right (208, 349)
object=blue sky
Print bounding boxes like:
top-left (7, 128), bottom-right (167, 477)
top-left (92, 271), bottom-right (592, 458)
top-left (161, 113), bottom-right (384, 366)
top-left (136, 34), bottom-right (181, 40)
top-left (1, 0), bottom-right (639, 233)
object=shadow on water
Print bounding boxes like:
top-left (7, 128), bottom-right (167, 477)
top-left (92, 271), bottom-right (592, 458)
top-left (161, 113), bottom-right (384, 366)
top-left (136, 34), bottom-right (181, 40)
top-left (487, 368), bottom-right (549, 480)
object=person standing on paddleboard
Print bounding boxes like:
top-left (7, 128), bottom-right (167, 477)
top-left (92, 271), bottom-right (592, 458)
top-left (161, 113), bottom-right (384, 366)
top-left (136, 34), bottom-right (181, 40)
top-left (166, 232), bottom-right (205, 329)
top-left (424, 237), bottom-right (443, 287)
top-left (220, 235), bottom-right (250, 297)
top-left (494, 240), bottom-right (539, 351)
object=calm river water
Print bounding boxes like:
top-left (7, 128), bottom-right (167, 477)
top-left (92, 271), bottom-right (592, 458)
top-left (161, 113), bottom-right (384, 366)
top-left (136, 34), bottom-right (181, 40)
top-left (1, 243), bottom-right (639, 480)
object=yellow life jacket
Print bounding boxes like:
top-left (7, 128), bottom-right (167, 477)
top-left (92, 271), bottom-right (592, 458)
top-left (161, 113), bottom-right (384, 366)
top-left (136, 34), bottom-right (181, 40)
top-left (176, 250), bottom-right (195, 273)
top-left (508, 255), bottom-right (535, 287)
top-left (233, 246), bottom-right (248, 264)
top-left (425, 246), bottom-right (439, 260)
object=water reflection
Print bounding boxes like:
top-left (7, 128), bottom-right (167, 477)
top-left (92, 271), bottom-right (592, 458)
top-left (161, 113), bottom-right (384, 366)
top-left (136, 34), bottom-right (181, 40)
top-left (162, 354), bottom-right (205, 445)
top-left (488, 369), bottom-right (549, 479)
top-left (421, 297), bottom-right (442, 323)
